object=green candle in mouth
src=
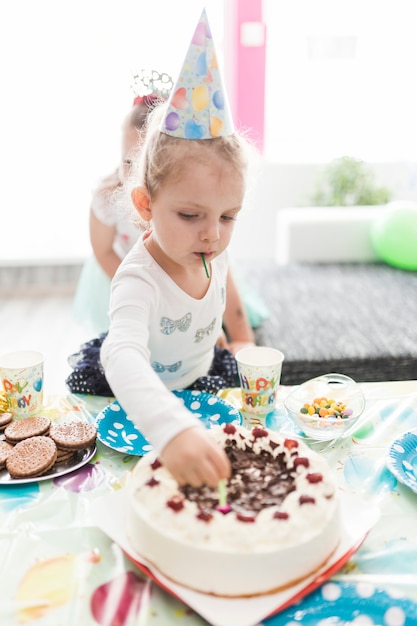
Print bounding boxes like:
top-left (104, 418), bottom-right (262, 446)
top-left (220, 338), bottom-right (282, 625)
top-left (201, 253), bottom-right (210, 278)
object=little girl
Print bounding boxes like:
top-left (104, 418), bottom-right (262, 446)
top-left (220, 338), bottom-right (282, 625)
top-left (68, 10), bottom-right (259, 487)
top-left (100, 89), bottom-right (256, 487)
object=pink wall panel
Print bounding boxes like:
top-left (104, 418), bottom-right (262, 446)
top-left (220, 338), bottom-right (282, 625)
top-left (224, 0), bottom-right (266, 152)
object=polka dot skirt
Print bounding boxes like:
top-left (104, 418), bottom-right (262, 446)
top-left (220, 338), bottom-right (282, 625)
top-left (188, 347), bottom-right (239, 394)
top-left (66, 334), bottom-right (113, 396)
top-left (66, 335), bottom-right (239, 397)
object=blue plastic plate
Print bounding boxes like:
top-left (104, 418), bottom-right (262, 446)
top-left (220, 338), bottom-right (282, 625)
top-left (386, 430), bottom-right (417, 494)
top-left (95, 390), bottom-right (242, 456)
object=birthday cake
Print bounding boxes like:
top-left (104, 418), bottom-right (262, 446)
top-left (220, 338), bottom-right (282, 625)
top-left (126, 423), bottom-right (341, 597)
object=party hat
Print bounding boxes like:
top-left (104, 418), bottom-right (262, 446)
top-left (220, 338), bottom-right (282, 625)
top-left (160, 8), bottom-right (234, 139)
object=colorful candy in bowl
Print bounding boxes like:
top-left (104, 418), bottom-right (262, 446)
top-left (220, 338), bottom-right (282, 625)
top-left (284, 373), bottom-right (365, 440)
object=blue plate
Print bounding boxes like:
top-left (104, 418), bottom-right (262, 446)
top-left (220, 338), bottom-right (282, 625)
top-left (386, 430), bottom-right (417, 494)
top-left (95, 390), bottom-right (242, 456)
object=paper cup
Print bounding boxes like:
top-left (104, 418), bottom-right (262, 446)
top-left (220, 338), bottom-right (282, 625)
top-left (0, 350), bottom-right (44, 417)
top-left (235, 347), bottom-right (284, 425)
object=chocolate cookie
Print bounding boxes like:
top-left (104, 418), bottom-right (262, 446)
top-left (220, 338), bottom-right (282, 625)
top-left (4, 415), bottom-right (51, 443)
top-left (6, 436), bottom-right (57, 479)
top-left (0, 412), bottom-right (13, 431)
top-left (49, 421), bottom-right (97, 450)
top-left (0, 440), bottom-right (14, 469)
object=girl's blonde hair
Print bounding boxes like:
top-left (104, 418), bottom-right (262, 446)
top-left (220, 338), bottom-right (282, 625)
top-left (124, 102), bottom-right (255, 225)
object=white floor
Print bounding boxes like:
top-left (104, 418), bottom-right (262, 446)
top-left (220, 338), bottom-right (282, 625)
top-left (0, 296), bottom-right (93, 396)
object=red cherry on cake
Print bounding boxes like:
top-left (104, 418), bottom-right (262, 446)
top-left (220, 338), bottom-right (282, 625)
top-left (273, 510), bottom-right (289, 520)
top-left (197, 509), bottom-right (213, 522)
top-left (145, 476), bottom-right (159, 487)
top-left (294, 457), bottom-right (310, 469)
top-left (284, 438), bottom-right (299, 450)
top-left (236, 511), bottom-right (256, 523)
top-left (252, 427), bottom-right (268, 439)
top-left (223, 423), bottom-right (237, 435)
top-left (150, 458), bottom-right (162, 470)
top-left (299, 495), bottom-right (316, 505)
top-left (167, 495), bottom-right (185, 512)
top-left (306, 472), bottom-right (323, 483)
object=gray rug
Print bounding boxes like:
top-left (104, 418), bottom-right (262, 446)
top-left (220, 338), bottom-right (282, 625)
top-left (239, 261), bottom-right (417, 385)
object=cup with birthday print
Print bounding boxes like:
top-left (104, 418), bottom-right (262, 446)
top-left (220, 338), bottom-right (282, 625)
top-left (235, 346), bottom-right (285, 427)
top-left (0, 350), bottom-right (44, 418)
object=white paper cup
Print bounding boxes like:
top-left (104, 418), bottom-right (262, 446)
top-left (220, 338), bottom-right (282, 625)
top-left (0, 350), bottom-right (44, 417)
top-left (235, 347), bottom-right (284, 423)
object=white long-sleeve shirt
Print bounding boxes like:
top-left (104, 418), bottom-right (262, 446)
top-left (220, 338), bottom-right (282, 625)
top-left (100, 234), bottom-right (228, 454)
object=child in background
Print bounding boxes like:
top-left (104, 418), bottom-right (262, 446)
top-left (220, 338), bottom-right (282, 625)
top-left (72, 70), bottom-right (173, 334)
top-left (100, 10), bottom-right (256, 487)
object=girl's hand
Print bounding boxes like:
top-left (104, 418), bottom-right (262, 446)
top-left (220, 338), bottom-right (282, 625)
top-left (160, 426), bottom-right (231, 487)
top-left (216, 332), bottom-right (255, 356)
top-left (216, 330), bottom-right (228, 350)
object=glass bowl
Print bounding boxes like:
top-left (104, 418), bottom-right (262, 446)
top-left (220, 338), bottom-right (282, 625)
top-left (284, 373), bottom-right (366, 441)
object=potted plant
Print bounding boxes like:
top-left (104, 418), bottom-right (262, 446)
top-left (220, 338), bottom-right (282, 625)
top-left (311, 155), bottom-right (392, 207)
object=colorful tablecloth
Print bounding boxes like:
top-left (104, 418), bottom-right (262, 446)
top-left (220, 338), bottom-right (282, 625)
top-left (1, 381), bottom-right (417, 626)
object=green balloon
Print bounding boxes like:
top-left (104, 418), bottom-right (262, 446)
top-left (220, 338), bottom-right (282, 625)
top-left (371, 206), bottom-right (417, 270)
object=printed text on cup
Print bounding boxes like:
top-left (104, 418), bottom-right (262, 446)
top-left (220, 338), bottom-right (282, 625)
top-left (239, 374), bottom-right (277, 409)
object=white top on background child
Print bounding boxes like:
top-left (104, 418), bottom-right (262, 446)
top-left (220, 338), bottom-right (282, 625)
top-left (101, 9), bottom-right (256, 488)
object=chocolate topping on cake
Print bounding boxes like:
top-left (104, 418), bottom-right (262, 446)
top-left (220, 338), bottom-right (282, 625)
top-left (179, 431), bottom-right (301, 515)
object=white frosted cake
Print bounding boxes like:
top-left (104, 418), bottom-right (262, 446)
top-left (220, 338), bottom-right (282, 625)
top-left (126, 423), bottom-right (341, 597)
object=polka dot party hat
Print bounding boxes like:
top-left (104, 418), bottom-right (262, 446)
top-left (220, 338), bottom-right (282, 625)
top-left (160, 8), bottom-right (234, 139)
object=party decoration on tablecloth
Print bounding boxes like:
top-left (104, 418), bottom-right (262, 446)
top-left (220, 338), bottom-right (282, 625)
top-left (15, 555), bottom-right (76, 623)
top-left (91, 571), bottom-right (152, 626)
top-left (160, 8), bottom-right (234, 139)
top-left (264, 581), bottom-right (417, 625)
top-left (53, 458), bottom-right (105, 493)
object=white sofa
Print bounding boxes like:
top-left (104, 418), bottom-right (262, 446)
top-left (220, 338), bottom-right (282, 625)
top-left (275, 206), bottom-right (384, 265)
